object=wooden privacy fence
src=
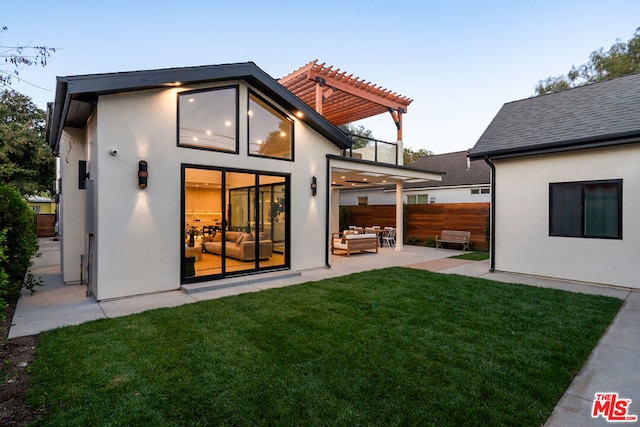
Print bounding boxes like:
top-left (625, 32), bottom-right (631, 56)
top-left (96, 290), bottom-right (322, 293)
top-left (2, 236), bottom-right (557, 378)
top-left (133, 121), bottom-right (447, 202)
top-left (36, 214), bottom-right (56, 238)
top-left (345, 203), bottom-right (490, 251)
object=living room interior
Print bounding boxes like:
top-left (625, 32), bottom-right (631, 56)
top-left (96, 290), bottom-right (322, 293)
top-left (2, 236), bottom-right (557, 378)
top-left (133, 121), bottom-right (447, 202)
top-left (184, 167), bottom-right (287, 279)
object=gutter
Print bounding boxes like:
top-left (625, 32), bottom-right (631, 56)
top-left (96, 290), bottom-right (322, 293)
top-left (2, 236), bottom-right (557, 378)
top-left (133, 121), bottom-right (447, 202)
top-left (484, 156), bottom-right (496, 272)
top-left (469, 131), bottom-right (640, 161)
top-left (325, 156), bottom-right (331, 268)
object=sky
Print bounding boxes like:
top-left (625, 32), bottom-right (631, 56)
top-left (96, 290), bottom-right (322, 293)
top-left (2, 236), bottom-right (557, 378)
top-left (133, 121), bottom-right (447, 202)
top-left (3, 1), bottom-right (639, 154)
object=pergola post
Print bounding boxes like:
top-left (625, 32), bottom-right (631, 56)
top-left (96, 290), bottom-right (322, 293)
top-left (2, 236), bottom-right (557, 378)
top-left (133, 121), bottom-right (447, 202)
top-left (395, 181), bottom-right (404, 251)
top-left (315, 81), bottom-right (323, 115)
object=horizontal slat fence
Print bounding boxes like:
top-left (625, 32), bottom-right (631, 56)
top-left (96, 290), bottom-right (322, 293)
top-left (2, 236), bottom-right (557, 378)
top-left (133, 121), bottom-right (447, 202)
top-left (345, 203), bottom-right (489, 251)
top-left (36, 214), bottom-right (56, 238)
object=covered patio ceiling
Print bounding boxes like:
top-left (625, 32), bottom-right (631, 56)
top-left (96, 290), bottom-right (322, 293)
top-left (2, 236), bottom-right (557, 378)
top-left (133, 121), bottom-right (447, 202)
top-left (279, 60), bottom-right (413, 140)
top-left (329, 156), bottom-right (442, 190)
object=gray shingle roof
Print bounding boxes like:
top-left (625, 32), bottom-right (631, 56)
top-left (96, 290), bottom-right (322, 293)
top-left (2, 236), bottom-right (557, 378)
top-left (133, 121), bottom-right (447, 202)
top-left (469, 72), bottom-right (640, 159)
top-left (406, 150), bottom-right (489, 188)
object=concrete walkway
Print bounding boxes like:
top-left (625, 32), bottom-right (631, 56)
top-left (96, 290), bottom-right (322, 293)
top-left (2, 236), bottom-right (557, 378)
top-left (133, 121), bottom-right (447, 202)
top-left (10, 239), bottom-right (640, 426)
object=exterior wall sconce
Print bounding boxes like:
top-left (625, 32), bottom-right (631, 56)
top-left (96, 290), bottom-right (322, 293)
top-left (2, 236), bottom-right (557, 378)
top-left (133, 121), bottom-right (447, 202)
top-left (138, 160), bottom-right (148, 189)
top-left (311, 176), bottom-right (317, 196)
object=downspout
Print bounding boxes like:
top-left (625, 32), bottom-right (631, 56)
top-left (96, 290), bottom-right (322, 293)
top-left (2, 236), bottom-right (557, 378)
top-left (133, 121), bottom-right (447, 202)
top-left (325, 155), bottom-right (331, 268)
top-left (484, 156), bottom-right (496, 272)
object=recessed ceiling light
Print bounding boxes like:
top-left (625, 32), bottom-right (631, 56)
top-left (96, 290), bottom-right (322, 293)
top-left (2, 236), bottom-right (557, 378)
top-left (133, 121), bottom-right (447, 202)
top-left (296, 111), bottom-right (304, 118)
top-left (341, 176), bottom-right (346, 179)
top-left (188, 98), bottom-right (194, 103)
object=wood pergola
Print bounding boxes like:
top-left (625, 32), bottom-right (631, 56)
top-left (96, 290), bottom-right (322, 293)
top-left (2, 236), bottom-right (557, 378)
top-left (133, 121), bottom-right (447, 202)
top-left (278, 60), bottom-right (413, 141)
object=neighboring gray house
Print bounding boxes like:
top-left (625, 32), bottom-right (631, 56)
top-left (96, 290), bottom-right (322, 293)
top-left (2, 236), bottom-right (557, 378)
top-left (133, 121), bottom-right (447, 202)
top-left (340, 150), bottom-right (490, 206)
top-left (469, 72), bottom-right (640, 289)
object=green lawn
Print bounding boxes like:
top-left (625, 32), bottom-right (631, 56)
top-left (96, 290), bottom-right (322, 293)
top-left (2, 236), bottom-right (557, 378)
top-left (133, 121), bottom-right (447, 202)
top-left (29, 268), bottom-right (622, 426)
top-left (449, 251), bottom-right (490, 261)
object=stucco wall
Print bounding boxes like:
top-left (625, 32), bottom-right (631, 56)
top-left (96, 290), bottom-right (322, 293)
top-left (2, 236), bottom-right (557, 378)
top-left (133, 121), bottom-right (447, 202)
top-left (494, 144), bottom-right (640, 288)
top-left (90, 82), bottom-right (339, 300)
top-left (59, 128), bottom-right (87, 283)
top-left (339, 186), bottom-right (490, 206)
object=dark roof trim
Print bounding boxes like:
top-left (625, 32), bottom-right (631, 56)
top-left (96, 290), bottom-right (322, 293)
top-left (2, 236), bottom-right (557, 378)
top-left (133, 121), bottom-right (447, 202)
top-left (326, 154), bottom-right (444, 176)
top-left (47, 62), bottom-right (353, 154)
top-left (469, 130), bottom-right (640, 160)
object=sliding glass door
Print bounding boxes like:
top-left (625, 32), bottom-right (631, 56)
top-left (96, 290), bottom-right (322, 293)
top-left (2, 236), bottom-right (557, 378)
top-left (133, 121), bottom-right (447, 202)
top-left (182, 166), bottom-right (289, 282)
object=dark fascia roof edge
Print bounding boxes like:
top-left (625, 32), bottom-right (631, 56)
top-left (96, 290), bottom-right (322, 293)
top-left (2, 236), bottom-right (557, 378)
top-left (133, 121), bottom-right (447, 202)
top-left (326, 154), bottom-right (445, 176)
top-left (468, 129), bottom-right (640, 160)
top-left (47, 62), bottom-right (353, 154)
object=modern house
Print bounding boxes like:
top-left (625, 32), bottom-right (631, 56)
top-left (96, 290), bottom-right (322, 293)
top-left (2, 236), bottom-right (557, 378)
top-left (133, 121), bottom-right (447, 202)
top-left (340, 150), bottom-right (490, 206)
top-left (47, 61), bottom-right (442, 300)
top-left (469, 72), bottom-right (640, 290)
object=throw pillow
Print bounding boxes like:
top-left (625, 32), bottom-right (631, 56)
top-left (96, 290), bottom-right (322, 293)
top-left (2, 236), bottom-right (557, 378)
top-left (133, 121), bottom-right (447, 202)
top-left (235, 233), bottom-right (246, 247)
top-left (213, 233), bottom-right (223, 242)
top-left (244, 232), bottom-right (255, 242)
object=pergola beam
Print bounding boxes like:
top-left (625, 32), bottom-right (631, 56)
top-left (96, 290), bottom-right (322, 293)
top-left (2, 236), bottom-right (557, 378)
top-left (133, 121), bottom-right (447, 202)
top-left (279, 60), bottom-right (413, 140)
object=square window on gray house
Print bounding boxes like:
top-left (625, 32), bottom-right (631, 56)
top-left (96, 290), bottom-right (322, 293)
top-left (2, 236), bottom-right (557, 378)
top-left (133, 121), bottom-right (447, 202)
top-left (549, 180), bottom-right (622, 239)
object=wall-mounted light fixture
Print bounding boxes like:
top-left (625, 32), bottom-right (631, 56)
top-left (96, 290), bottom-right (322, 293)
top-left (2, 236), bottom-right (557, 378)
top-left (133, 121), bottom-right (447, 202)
top-left (311, 176), bottom-right (317, 196)
top-left (138, 160), bottom-right (148, 189)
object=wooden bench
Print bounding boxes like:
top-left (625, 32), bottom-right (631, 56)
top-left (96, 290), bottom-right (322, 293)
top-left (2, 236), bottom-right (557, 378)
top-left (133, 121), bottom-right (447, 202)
top-left (435, 230), bottom-right (471, 251)
top-left (331, 232), bottom-right (379, 256)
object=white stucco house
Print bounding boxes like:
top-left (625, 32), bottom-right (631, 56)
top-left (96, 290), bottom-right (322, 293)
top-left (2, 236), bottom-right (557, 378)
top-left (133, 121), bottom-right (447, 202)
top-left (339, 150), bottom-right (490, 206)
top-left (469, 72), bottom-right (640, 289)
top-left (47, 62), bottom-right (441, 300)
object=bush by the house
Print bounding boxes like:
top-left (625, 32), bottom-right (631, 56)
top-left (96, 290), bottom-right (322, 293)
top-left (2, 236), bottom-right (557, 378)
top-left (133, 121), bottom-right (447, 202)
top-left (405, 235), bottom-right (418, 245)
top-left (0, 231), bottom-right (9, 316)
top-left (0, 184), bottom-right (40, 307)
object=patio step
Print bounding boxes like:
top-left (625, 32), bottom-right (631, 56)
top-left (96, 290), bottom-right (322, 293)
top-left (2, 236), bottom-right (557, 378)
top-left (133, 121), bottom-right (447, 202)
top-left (180, 270), bottom-right (302, 294)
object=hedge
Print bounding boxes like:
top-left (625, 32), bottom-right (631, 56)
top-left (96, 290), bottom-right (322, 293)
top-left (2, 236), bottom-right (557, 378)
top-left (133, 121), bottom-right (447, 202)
top-left (0, 184), bottom-right (40, 309)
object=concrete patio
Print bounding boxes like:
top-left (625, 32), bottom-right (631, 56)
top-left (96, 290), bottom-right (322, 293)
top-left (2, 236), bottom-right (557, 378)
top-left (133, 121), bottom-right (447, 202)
top-left (9, 239), bottom-right (640, 426)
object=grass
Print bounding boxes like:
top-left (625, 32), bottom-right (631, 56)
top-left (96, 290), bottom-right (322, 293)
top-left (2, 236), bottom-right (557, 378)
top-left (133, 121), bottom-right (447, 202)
top-left (449, 251), bottom-right (490, 261)
top-left (28, 268), bottom-right (622, 426)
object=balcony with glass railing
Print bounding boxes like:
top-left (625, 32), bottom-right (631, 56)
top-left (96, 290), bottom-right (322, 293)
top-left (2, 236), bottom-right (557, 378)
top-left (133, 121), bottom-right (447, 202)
top-left (342, 135), bottom-right (401, 165)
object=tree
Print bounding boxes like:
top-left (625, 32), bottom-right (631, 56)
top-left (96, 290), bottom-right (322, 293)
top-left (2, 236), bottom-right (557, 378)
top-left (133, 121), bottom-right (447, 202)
top-left (535, 27), bottom-right (640, 95)
top-left (0, 89), bottom-right (55, 195)
top-left (342, 123), bottom-right (374, 149)
top-left (1, 26), bottom-right (56, 89)
top-left (404, 147), bottom-right (433, 165)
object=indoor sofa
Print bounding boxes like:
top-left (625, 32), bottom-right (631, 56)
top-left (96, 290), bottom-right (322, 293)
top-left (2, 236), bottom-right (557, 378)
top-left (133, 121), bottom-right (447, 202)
top-left (203, 231), bottom-right (273, 261)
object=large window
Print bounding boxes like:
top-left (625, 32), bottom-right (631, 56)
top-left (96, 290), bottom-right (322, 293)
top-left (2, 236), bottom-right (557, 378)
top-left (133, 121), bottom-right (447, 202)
top-left (178, 86), bottom-right (238, 152)
top-left (549, 180), bottom-right (622, 239)
top-left (248, 92), bottom-right (293, 160)
top-left (182, 166), bottom-right (289, 282)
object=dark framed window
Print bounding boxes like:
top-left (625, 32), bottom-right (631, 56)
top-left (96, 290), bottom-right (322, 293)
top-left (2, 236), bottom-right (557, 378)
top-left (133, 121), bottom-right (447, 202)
top-left (248, 91), bottom-right (294, 161)
top-left (549, 179), bottom-right (622, 239)
top-left (178, 86), bottom-right (239, 153)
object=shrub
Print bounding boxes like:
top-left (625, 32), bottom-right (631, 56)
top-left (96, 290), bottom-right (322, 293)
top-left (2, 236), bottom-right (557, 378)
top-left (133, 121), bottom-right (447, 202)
top-left (0, 184), bottom-right (40, 303)
top-left (0, 231), bottom-right (9, 318)
top-left (339, 206), bottom-right (351, 232)
top-left (424, 236), bottom-right (436, 248)
top-left (405, 235), bottom-right (418, 245)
